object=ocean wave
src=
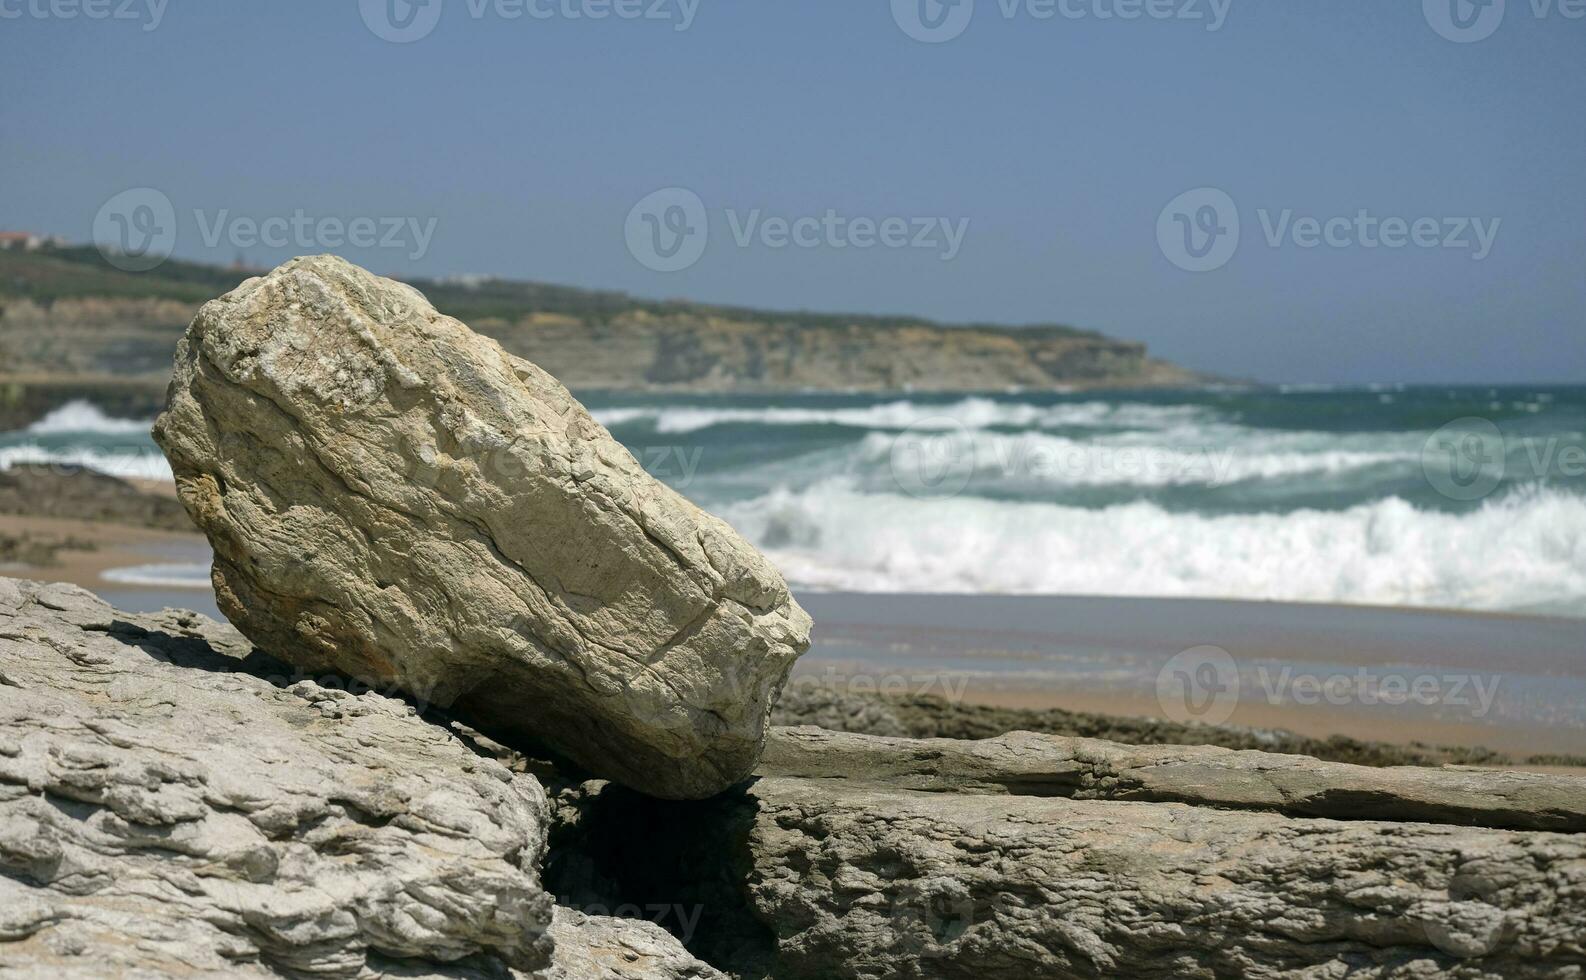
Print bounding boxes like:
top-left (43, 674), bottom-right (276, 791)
top-left (592, 398), bottom-right (1211, 434)
top-left (25, 400), bottom-right (153, 435)
top-left (855, 429), bottom-right (1420, 490)
top-left (722, 482), bottom-right (1586, 613)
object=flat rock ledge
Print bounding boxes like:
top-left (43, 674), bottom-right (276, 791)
top-left (0, 579), bottom-right (717, 980)
top-left (762, 726), bottom-right (1586, 831)
top-left (554, 728), bottom-right (1586, 980)
top-left (153, 255), bottom-right (811, 800)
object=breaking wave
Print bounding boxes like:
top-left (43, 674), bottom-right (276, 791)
top-left (722, 482), bottom-right (1586, 614)
top-left (593, 397), bottom-right (1211, 434)
top-left (26, 400), bottom-right (154, 435)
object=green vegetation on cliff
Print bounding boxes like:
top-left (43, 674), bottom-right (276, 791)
top-left (1, 246), bottom-right (1104, 338)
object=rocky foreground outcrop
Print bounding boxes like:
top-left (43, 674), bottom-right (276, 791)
top-left (153, 256), bottom-right (811, 800)
top-left (730, 776), bottom-right (1586, 979)
top-left (552, 727), bottom-right (1586, 979)
top-left (4, 579), bottom-right (1585, 979)
top-left (0, 578), bottom-right (721, 979)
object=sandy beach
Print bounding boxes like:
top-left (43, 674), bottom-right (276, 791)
top-left (0, 513), bottom-right (210, 601)
top-left (798, 591), bottom-right (1586, 761)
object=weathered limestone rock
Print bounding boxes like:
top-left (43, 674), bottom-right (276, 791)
top-left (152, 255), bottom-right (812, 799)
top-left (737, 777), bottom-right (1586, 979)
top-left (762, 726), bottom-right (1586, 831)
top-left (770, 681), bottom-right (1532, 768)
top-left (0, 578), bottom-right (555, 978)
top-left (544, 909), bottom-right (727, 980)
top-left (553, 730), bottom-right (1586, 979)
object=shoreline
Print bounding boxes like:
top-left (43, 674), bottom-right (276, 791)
top-left (2, 509), bottom-right (1581, 767)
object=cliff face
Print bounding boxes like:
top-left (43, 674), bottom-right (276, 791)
top-left (0, 250), bottom-right (1201, 425)
top-left (482, 311), bottom-right (1192, 392)
top-left (0, 296), bottom-right (194, 378)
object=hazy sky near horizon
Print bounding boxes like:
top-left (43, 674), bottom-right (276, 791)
top-left (2, 0), bottom-right (1583, 385)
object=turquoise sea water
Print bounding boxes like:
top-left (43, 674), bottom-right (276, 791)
top-left (5, 385), bottom-right (1584, 616)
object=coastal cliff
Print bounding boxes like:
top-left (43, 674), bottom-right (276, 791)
top-left (0, 248), bottom-right (1198, 427)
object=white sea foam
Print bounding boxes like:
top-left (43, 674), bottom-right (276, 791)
top-left (25, 400), bottom-right (153, 435)
top-left (100, 563), bottom-right (212, 589)
top-left (722, 482), bottom-right (1586, 613)
top-left (853, 429), bottom-right (1420, 490)
top-left (592, 398), bottom-right (1210, 434)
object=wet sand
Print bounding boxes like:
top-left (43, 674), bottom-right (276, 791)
top-left (0, 514), bottom-right (217, 617)
top-left (796, 592), bottom-right (1586, 760)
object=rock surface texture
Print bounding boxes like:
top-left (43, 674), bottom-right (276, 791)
top-left (736, 776), bottom-right (1586, 979)
top-left (153, 255), bottom-right (812, 799)
top-left (544, 909), bottom-right (726, 980)
top-left (770, 682), bottom-right (1534, 768)
top-left (0, 578), bottom-right (555, 978)
top-left (762, 726), bottom-right (1586, 831)
top-left (553, 728), bottom-right (1586, 980)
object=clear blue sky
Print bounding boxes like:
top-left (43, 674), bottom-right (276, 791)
top-left (2, 0), bottom-right (1583, 384)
